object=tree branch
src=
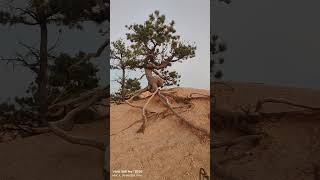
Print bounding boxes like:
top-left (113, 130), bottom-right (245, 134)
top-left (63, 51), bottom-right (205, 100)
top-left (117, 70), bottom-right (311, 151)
top-left (68, 39), bottom-right (109, 71)
top-left (0, 55), bottom-right (39, 73)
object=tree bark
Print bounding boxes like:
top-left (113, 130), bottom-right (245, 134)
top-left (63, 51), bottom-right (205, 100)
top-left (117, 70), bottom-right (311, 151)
top-left (38, 22), bottom-right (48, 126)
top-left (145, 68), bottom-right (158, 92)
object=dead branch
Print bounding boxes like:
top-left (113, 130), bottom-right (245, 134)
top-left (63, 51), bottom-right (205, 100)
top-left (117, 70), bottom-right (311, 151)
top-left (48, 29), bottom-right (62, 53)
top-left (0, 56), bottom-right (39, 73)
top-left (137, 73), bottom-right (146, 80)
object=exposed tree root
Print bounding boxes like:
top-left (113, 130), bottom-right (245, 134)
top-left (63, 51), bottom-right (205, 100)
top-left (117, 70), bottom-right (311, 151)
top-left (110, 119), bottom-right (143, 136)
top-left (255, 98), bottom-right (320, 112)
top-left (188, 92), bottom-right (210, 98)
top-left (127, 87), bottom-right (148, 102)
top-left (48, 123), bottom-right (105, 151)
top-left (160, 92), bottom-right (193, 104)
top-left (213, 96), bottom-right (320, 135)
top-left (124, 87), bottom-right (149, 109)
top-left (137, 88), bottom-right (159, 133)
top-left (110, 105), bottom-right (191, 136)
top-left (53, 88), bottom-right (108, 130)
top-left (212, 95), bottom-right (320, 180)
top-left (157, 91), bottom-right (210, 138)
top-left (120, 87), bottom-right (210, 139)
top-left (21, 87), bottom-right (109, 151)
top-left (125, 101), bottom-right (144, 109)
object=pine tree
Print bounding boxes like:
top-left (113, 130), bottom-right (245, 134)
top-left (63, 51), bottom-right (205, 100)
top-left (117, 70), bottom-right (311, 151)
top-left (111, 39), bottom-right (140, 101)
top-left (211, 34), bottom-right (227, 79)
top-left (0, 0), bottom-right (108, 125)
top-left (211, 0), bottom-right (230, 79)
top-left (125, 10), bottom-right (196, 92)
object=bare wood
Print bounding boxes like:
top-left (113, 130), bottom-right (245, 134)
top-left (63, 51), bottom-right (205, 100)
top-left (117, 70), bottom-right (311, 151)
top-left (28, 87), bottom-right (108, 151)
top-left (255, 98), bottom-right (320, 112)
top-left (48, 87), bottom-right (103, 110)
top-left (188, 93), bottom-right (210, 98)
top-left (53, 88), bottom-right (107, 131)
top-left (110, 105), bottom-right (190, 136)
top-left (49, 123), bottom-right (105, 151)
top-left (126, 87), bottom-right (148, 102)
top-left (138, 88), bottom-right (159, 133)
top-left (157, 91), bottom-right (210, 137)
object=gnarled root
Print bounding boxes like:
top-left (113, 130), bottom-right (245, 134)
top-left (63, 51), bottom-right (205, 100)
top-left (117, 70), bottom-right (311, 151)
top-left (255, 98), bottom-right (320, 112)
top-left (29, 87), bottom-right (108, 151)
top-left (49, 123), bottom-right (105, 151)
top-left (137, 88), bottom-right (159, 133)
top-left (123, 87), bottom-right (210, 139)
top-left (157, 91), bottom-right (210, 138)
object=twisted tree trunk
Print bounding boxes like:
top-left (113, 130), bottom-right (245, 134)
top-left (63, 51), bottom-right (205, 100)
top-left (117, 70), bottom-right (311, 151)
top-left (145, 68), bottom-right (159, 92)
top-left (38, 22), bottom-right (49, 126)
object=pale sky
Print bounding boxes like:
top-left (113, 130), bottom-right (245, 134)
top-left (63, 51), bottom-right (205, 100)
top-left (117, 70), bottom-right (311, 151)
top-left (110, 0), bottom-right (210, 92)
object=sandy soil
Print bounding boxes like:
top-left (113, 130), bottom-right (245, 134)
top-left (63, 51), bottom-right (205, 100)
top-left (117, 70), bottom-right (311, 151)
top-left (1, 82), bottom-right (319, 180)
top-left (110, 87), bottom-right (210, 180)
top-left (213, 81), bottom-right (320, 180)
top-left (0, 120), bottom-right (106, 180)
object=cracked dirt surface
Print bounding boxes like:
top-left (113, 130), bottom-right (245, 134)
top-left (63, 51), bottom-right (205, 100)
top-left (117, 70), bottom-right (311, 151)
top-left (110, 87), bottom-right (210, 180)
